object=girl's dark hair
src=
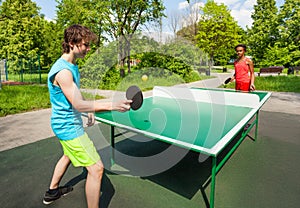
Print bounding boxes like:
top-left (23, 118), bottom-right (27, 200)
top-left (62, 24), bottom-right (97, 53)
top-left (235, 44), bottom-right (247, 52)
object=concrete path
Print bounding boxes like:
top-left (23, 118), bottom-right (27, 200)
top-left (1, 72), bottom-right (299, 152)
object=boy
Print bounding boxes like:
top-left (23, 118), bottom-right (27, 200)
top-left (230, 44), bottom-right (255, 92)
top-left (43, 24), bottom-right (131, 208)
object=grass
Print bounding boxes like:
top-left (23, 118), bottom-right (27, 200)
top-left (0, 85), bottom-right (104, 117)
top-left (0, 85), bottom-right (51, 117)
top-left (6, 73), bottom-right (48, 84)
top-left (222, 75), bottom-right (300, 93)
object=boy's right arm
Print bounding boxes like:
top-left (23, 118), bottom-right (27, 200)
top-left (55, 69), bottom-right (131, 112)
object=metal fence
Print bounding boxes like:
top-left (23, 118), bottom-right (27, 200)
top-left (0, 59), bottom-right (8, 89)
top-left (3, 55), bottom-right (47, 84)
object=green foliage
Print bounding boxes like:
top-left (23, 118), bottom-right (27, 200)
top-left (106, 0), bottom-right (165, 76)
top-left (55, 0), bottom-right (166, 75)
top-left (98, 66), bottom-right (122, 90)
top-left (130, 33), bottom-right (160, 55)
top-left (96, 55), bottom-right (194, 91)
top-left (0, 0), bottom-right (40, 67)
top-left (0, 0), bottom-right (59, 70)
top-left (80, 50), bottom-right (112, 89)
top-left (247, 0), bottom-right (278, 65)
top-left (260, 44), bottom-right (291, 67)
top-left (107, 0), bottom-right (165, 37)
top-left (276, 0), bottom-right (300, 66)
top-left (160, 37), bottom-right (209, 69)
top-left (85, 46), bottom-right (203, 90)
top-left (136, 52), bottom-right (193, 81)
top-left (177, 24), bottom-right (198, 44)
top-left (184, 69), bottom-right (203, 83)
top-left (247, 0), bottom-right (299, 67)
top-left (40, 20), bottom-right (61, 68)
top-left (56, 0), bottom-right (109, 45)
top-left (116, 67), bottom-right (185, 91)
top-left (0, 85), bottom-right (50, 116)
top-left (80, 42), bottom-right (121, 90)
top-left (195, 0), bottom-right (241, 67)
top-left (80, 35), bottom-right (208, 89)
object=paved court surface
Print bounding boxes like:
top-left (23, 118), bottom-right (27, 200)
top-left (1, 111), bottom-right (299, 208)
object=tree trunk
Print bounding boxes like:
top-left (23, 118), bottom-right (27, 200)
top-left (126, 38), bottom-right (131, 74)
top-left (118, 37), bottom-right (126, 77)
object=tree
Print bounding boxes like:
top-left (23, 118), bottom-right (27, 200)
top-left (247, 0), bottom-right (278, 66)
top-left (40, 20), bottom-right (61, 67)
top-left (176, 0), bottom-right (203, 44)
top-left (0, 0), bottom-right (46, 71)
top-left (276, 0), bottom-right (300, 66)
top-left (105, 0), bottom-right (165, 76)
top-left (55, 0), bottom-right (109, 46)
top-left (161, 36), bottom-right (208, 72)
top-left (168, 11), bottom-right (182, 37)
top-left (195, 0), bottom-right (241, 74)
top-left (55, 0), bottom-right (165, 77)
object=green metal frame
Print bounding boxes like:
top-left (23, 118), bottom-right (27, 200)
top-left (111, 126), bottom-right (115, 166)
top-left (209, 111), bottom-right (259, 207)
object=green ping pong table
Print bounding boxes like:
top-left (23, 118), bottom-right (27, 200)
top-left (94, 86), bottom-right (271, 208)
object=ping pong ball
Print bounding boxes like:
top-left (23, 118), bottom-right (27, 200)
top-left (142, 74), bottom-right (148, 81)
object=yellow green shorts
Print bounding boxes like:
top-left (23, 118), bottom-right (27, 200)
top-left (60, 133), bottom-right (100, 167)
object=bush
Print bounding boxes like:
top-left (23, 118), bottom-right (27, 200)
top-left (136, 52), bottom-right (193, 82)
top-left (98, 66), bottom-right (122, 90)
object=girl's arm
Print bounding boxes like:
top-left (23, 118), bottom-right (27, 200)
top-left (247, 59), bottom-right (255, 91)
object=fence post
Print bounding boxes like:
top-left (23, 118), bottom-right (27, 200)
top-left (19, 59), bottom-right (24, 83)
top-left (38, 54), bottom-right (41, 84)
top-left (0, 60), bottom-right (2, 90)
top-left (4, 59), bottom-right (8, 81)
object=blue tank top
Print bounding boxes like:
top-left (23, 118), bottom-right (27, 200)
top-left (47, 58), bottom-right (84, 140)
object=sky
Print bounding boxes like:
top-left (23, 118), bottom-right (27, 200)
top-left (33, 0), bottom-right (285, 30)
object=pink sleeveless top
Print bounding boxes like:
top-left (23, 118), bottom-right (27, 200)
top-left (234, 58), bottom-right (251, 83)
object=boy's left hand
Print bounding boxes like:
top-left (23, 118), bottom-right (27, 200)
top-left (86, 112), bottom-right (95, 127)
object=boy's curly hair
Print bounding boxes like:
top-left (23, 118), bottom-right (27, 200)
top-left (62, 24), bottom-right (97, 53)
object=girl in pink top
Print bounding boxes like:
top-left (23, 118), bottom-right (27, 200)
top-left (230, 44), bottom-right (255, 92)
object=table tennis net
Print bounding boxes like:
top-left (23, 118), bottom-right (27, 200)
top-left (152, 86), bottom-right (260, 109)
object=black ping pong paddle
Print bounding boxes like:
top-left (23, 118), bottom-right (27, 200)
top-left (224, 77), bottom-right (232, 84)
top-left (126, 85), bottom-right (143, 110)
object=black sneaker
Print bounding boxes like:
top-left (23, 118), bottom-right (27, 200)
top-left (43, 185), bottom-right (73, 205)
